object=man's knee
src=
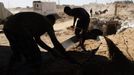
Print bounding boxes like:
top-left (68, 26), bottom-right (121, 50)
top-left (75, 27), bottom-right (81, 33)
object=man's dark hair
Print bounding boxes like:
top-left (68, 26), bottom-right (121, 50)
top-left (64, 6), bottom-right (71, 15)
top-left (46, 14), bottom-right (56, 25)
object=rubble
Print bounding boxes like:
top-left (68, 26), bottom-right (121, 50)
top-left (89, 17), bottom-right (121, 35)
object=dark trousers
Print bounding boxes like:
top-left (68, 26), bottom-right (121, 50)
top-left (4, 29), bottom-right (42, 75)
top-left (75, 19), bottom-right (90, 50)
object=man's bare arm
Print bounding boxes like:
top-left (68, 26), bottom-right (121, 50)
top-left (47, 27), bottom-right (65, 51)
top-left (34, 36), bottom-right (52, 50)
top-left (73, 17), bottom-right (77, 27)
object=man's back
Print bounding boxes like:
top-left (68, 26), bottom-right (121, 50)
top-left (4, 12), bottom-right (52, 36)
top-left (70, 8), bottom-right (89, 19)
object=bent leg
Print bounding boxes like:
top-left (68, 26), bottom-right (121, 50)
top-left (4, 29), bottom-right (22, 75)
top-left (18, 31), bottom-right (42, 75)
top-left (4, 29), bottom-right (42, 75)
top-left (79, 19), bottom-right (90, 51)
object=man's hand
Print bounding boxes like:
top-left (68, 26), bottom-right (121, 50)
top-left (70, 25), bottom-right (74, 29)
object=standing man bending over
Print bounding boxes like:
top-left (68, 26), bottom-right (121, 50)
top-left (64, 6), bottom-right (90, 51)
top-left (3, 12), bottom-right (75, 75)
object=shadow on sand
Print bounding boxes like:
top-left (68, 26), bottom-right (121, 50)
top-left (0, 37), bottom-right (134, 75)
